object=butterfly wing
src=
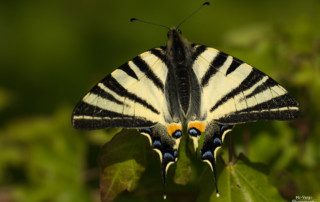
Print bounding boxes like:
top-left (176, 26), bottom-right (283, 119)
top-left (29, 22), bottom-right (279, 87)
top-left (72, 47), bottom-right (183, 194)
top-left (189, 44), bottom-right (300, 196)
top-left (192, 44), bottom-right (300, 124)
top-left (72, 47), bottom-right (170, 129)
top-left (139, 123), bottom-right (181, 195)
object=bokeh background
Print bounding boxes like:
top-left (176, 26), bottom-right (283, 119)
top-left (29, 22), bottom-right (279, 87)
top-left (0, 0), bottom-right (319, 201)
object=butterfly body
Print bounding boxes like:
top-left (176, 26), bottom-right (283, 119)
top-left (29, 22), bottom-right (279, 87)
top-left (165, 28), bottom-right (203, 122)
top-left (72, 26), bottom-right (300, 197)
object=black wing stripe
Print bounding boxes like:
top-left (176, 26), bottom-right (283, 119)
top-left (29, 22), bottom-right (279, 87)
top-left (73, 118), bottom-right (155, 129)
top-left (192, 45), bottom-right (207, 60)
top-left (150, 47), bottom-right (169, 68)
top-left (150, 48), bottom-right (164, 60)
top-left (212, 51), bottom-right (229, 68)
top-left (119, 62), bottom-right (139, 80)
top-left (201, 51), bottom-right (228, 87)
top-left (90, 85), bottom-right (124, 105)
top-left (101, 74), bottom-right (160, 115)
top-left (244, 77), bottom-right (278, 100)
top-left (73, 101), bottom-right (131, 118)
top-left (226, 57), bottom-right (244, 76)
top-left (132, 56), bottom-right (164, 92)
top-left (210, 69), bottom-right (265, 112)
top-left (238, 94), bottom-right (299, 113)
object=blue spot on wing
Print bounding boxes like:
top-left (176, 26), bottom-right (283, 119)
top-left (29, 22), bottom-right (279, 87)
top-left (188, 128), bottom-right (200, 137)
top-left (221, 125), bottom-right (233, 134)
top-left (163, 152), bottom-right (174, 161)
top-left (213, 137), bottom-right (222, 145)
top-left (172, 130), bottom-right (182, 138)
top-left (152, 140), bottom-right (161, 148)
top-left (202, 150), bottom-right (213, 159)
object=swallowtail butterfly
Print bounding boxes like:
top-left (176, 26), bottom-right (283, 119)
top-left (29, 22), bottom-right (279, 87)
top-left (72, 2), bottom-right (300, 198)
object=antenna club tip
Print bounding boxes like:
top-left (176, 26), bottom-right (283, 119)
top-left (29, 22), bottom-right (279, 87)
top-left (163, 194), bottom-right (167, 200)
top-left (216, 192), bottom-right (220, 197)
top-left (203, 2), bottom-right (210, 6)
top-left (130, 18), bottom-right (137, 22)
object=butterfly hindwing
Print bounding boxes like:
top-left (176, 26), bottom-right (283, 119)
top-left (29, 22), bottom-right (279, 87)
top-left (200, 123), bottom-right (233, 195)
top-left (72, 47), bottom-right (169, 129)
top-left (139, 123), bottom-right (182, 193)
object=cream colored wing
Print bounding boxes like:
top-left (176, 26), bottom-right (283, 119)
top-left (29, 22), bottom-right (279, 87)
top-left (191, 44), bottom-right (300, 124)
top-left (72, 47), bottom-right (170, 129)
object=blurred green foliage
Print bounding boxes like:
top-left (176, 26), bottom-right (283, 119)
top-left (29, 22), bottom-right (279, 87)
top-left (0, 0), bottom-right (319, 201)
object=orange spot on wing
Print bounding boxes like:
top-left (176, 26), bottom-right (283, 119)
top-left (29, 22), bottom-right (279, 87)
top-left (167, 124), bottom-right (182, 136)
top-left (188, 122), bottom-right (206, 132)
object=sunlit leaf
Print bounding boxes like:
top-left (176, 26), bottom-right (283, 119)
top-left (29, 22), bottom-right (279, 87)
top-left (100, 129), bottom-right (148, 202)
top-left (198, 154), bottom-right (284, 202)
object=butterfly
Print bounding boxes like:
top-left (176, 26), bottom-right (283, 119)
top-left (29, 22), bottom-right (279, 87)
top-left (71, 2), bottom-right (300, 198)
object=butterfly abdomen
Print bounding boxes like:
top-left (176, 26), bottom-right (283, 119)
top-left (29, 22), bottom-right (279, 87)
top-left (175, 64), bottom-right (191, 114)
top-left (166, 28), bottom-right (194, 115)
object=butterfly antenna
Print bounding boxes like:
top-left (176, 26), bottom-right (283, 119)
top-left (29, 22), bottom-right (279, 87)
top-left (177, 2), bottom-right (210, 29)
top-left (130, 18), bottom-right (170, 30)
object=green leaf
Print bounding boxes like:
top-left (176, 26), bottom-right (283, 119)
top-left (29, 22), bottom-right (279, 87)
top-left (0, 87), bottom-right (12, 111)
top-left (100, 129), bottom-right (148, 202)
top-left (0, 107), bottom-right (91, 202)
top-left (86, 128), bottom-right (122, 146)
top-left (173, 133), bottom-right (191, 185)
top-left (198, 154), bottom-right (285, 202)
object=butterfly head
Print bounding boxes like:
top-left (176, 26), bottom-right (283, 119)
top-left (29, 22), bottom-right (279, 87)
top-left (166, 27), bottom-right (182, 39)
top-left (166, 27), bottom-right (191, 64)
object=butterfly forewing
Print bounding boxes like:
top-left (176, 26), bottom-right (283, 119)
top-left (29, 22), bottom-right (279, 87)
top-left (191, 45), bottom-right (300, 125)
top-left (72, 47), bottom-right (170, 129)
